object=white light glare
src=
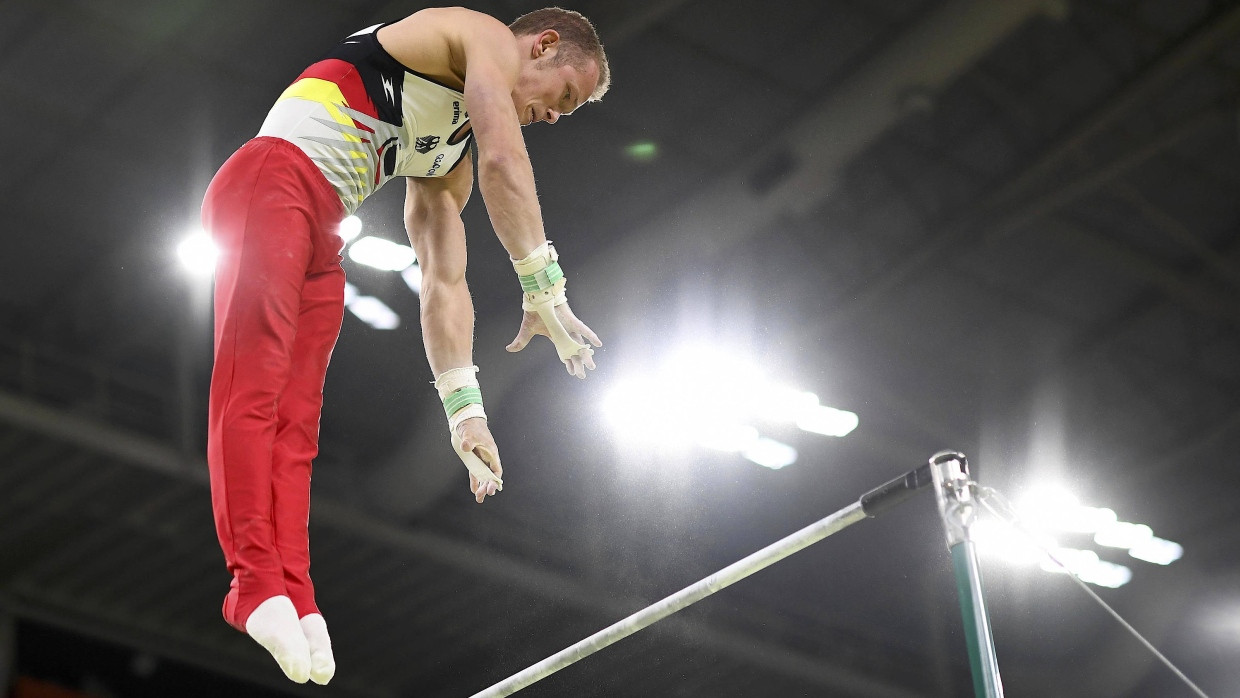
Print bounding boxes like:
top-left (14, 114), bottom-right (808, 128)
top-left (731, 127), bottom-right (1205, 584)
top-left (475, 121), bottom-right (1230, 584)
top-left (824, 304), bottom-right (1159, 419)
top-left (1061, 506), bottom-right (1118, 533)
top-left (751, 385), bottom-right (818, 423)
top-left (348, 236), bottom-right (416, 271)
top-left (1128, 537), bottom-right (1183, 565)
top-left (663, 346), bottom-right (858, 438)
top-left (749, 384), bottom-right (859, 437)
top-left (796, 404), bottom-right (860, 437)
top-left (338, 215), bottom-right (363, 243)
top-left (697, 424), bottom-right (759, 453)
top-left (1016, 486), bottom-right (1117, 534)
top-left (1198, 601), bottom-right (1240, 643)
top-left (742, 437), bottom-right (798, 469)
top-left (343, 283), bottom-right (400, 330)
top-left (601, 380), bottom-right (797, 467)
top-left (1041, 548), bottom-right (1132, 588)
top-left (974, 517), bottom-right (1133, 588)
top-left (1094, 521), bottom-right (1154, 549)
top-left (602, 346), bottom-right (851, 469)
top-left (177, 230), bottom-right (218, 276)
top-left (602, 378), bottom-right (679, 448)
top-left (972, 519), bottom-right (1058, 566)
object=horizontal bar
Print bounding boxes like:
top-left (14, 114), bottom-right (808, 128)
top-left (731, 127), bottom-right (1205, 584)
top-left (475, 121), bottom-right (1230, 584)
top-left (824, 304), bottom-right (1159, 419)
top-left (470, 501), bottom-right (869, 698)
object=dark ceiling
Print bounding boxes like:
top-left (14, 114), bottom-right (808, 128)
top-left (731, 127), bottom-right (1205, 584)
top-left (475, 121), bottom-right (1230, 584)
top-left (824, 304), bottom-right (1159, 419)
top-left (2, 0), bottom-right (1240, 696)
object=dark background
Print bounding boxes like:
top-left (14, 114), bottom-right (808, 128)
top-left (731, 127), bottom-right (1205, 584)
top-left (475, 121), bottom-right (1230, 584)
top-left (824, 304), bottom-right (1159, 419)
top-left (2, 0), bottom-right (1239, 696)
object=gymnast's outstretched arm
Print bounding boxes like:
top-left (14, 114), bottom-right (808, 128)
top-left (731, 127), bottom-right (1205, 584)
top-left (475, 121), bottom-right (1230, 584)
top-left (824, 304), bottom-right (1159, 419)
top-left (405, 157), bottom-right (504, 504)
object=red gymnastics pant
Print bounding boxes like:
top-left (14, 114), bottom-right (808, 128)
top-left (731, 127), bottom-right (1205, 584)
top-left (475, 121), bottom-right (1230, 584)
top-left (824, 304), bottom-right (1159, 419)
top-left (202, 136), bottom-right (347, 631)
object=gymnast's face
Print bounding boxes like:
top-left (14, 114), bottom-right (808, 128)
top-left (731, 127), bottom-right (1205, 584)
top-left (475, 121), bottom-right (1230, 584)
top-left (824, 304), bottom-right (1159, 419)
top-left (512, 31), bottom-right (599, 127)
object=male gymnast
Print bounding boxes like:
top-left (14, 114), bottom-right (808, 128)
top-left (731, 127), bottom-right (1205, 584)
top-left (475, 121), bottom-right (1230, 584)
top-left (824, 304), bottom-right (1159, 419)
top-left (201, 6), bottom-right (608, 684)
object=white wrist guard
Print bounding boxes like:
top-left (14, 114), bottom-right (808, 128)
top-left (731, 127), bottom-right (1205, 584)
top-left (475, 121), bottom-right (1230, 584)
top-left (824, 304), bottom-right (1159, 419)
top-left (434, 366), bottom-right (486, 433)
top-left (434, 366), bottom-right (501, 489)
top-left (512, 242), bottom-right (592, 362)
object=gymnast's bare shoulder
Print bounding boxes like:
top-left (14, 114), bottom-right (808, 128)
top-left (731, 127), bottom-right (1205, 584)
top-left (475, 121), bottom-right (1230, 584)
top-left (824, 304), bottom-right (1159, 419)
top-left (376, 7), bottom-right (521, 94)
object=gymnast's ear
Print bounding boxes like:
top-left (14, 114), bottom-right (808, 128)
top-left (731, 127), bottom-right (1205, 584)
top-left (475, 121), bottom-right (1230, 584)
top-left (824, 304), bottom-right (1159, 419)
top-left (531, 29), bottom-right (561, 60)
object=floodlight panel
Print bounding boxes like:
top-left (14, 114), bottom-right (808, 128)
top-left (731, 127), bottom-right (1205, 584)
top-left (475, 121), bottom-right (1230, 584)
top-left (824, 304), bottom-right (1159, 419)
top-left (602, 379), bottom-right (679, 449)
top-left (349, 236), bottom-right (416, 271)
top-left (1075, 560), bottom-right (1132, 589)
top-left (697, 424), bottom-right (759, 453)
top-left (1128, 537), bottom-right (1183, 565)
top-left (742, 437), bottom-right (797, 469)
top-left (750, 385), bottom-right (818, 423)
top-left (1094, 521), bottom-right (1154, 549)
top-left (339, 215), bottom-right (363, 243)
top-left (796, 404), bottom-right (859, 437)
top-left (177, 230), bottom-right (218, 276)
top-left (972, 519), bottom-right (1057, 566)
top-left (602, 344), bottom-right (858, 471)
top-left (347, 295), bottom-right (400, 330)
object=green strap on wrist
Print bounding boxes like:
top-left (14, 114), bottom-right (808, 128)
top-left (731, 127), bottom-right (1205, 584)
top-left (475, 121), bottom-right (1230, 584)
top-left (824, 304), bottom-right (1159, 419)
top-left (518, 261), bottom-right (564, 293)
top-left (442, 386), bottom-right (483, 418)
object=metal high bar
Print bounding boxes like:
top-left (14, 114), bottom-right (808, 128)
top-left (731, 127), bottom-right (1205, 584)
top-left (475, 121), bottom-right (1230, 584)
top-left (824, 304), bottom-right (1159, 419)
top-left (470, 462), bottom-right (937, 698)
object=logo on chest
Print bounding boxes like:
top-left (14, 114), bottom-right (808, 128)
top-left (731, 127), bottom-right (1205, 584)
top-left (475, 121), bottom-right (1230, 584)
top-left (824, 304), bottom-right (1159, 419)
top-left (414, 135), bottom-right (440, 154)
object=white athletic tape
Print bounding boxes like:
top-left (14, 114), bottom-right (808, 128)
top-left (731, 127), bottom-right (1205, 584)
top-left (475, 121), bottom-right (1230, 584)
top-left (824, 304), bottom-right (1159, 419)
top-left (511, 242), bottom-right (557, 278)
top-left (434, 365), bottom-right (480, 400)
top-left (513, 244), bottom-right (590, 363)
top-left (448, 402), bottom-right (487, 434)
top-left (435, 367), bottom-right (494, 487)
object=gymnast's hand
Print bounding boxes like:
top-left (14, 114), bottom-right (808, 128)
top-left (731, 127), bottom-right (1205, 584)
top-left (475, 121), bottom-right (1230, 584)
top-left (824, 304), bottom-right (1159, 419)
top-left (455, 417), bottom-right (503, 503)
top-left (505, 302), bottom-right (602, 379)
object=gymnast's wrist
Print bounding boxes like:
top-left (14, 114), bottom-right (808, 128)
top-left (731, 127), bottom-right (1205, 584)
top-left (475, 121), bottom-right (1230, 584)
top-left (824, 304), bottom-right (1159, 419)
top-left (513, 242), bottom-right (569, 308)
top-left (434, 366), bottom-right (487, 433)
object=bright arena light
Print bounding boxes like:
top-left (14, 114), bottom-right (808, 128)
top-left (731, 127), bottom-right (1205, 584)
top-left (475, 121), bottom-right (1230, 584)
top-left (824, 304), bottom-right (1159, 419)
top-left (1094, 521), bottom-right (1154, 549)
top-left (974, 515), bottom-right (1134, 588)
top-left (601, 376), bottom-right (680, 447)
top-left (602, 345), bottom-right (855, 469)
top-left (972, 519), bottom-right (1058, 566)
top-left (1040, 549), bottom-right (1132, 589)
top-left (1128, 536), bottom-right (1183, 566)
top-left (338, 215), bottom-right (363, 243)
top-left (343, 283), bottom-right (400, 330)
top-left (796, 404), bottom-right (860, 437)
top-left (177, 229), bottom-right (218, 276)
top-left (983, 483), bottom-right (1183, 588)
top-left (1015, 486), bottom-right (1118, 534)
top-left (742, 437), bottom-right (798, 470)
top-left (697, 424), bottom-right (759, 453)
top-left (348, 236), bottom-right (416, 271)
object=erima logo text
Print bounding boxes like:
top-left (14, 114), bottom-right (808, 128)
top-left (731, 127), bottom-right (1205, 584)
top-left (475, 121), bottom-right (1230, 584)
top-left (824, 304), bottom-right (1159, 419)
top-left (414, 135), bottom-right (440, 154)
top-left (425, 152), bottom-right (446, 176)
top-left (452, 100), bottom-right (461, 125)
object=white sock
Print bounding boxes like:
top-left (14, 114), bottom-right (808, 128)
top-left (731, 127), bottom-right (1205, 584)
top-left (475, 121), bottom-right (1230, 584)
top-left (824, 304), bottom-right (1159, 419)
top-left (299, 613), bottom-right (337, 685)
top-left (244, 596), bottom-right (311, 683)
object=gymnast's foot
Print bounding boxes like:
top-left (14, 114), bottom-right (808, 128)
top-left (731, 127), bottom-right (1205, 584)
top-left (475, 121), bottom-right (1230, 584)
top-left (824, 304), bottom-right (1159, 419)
top-left (300, 613), bottom-right (336, 685)
top-left (245, 596), bottom-right (311, 683)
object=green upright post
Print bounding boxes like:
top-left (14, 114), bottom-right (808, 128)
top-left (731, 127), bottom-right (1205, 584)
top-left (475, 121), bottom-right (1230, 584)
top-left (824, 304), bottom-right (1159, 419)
top-left (930, 451), bottom-right (1004, 698)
